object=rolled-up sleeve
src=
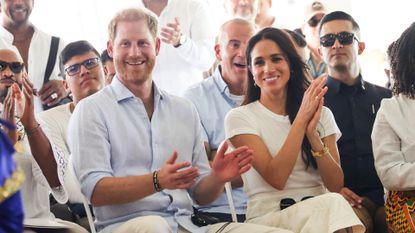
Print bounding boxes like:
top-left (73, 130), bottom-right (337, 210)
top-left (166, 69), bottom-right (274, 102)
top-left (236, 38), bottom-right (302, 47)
top-left (175, 1), bottom-right (215, 71)
top-left (67, 98), bottom-right (113, 200)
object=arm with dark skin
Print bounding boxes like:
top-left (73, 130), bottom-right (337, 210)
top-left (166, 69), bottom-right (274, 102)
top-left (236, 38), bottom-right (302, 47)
top-left (19, 76), bottom-right (60, 188)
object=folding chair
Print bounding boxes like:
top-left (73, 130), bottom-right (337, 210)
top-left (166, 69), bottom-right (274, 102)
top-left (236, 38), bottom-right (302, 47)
top-left (224, 182), bottom-right (238, 223)
top-left (68, 156), bottom-right (96, 233)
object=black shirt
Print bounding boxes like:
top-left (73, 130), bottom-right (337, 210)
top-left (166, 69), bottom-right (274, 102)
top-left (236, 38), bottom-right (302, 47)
top-left (325, 75), bottom-right (392, 205)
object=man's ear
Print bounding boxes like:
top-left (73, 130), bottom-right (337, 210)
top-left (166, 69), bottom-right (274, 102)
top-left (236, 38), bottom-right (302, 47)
top-left (357, 41), bottom-right (365, 55)
top-left (103, 66), bottom-right (109, 76)
top-left (62, 79), bottom-right (69, 92)
top-left (214, 44), bottom-right (222, 61)
top-left (155, 37), bottom-right (161, 56)
top-left (107, 40), bottom-right (114, 57)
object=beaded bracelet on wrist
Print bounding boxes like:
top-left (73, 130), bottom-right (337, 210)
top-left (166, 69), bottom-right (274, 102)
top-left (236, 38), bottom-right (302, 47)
top-left (152, 170), bottom-right (163, 192)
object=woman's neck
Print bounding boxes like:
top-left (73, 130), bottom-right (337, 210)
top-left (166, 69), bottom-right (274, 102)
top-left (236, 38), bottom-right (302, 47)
top-left (259, 89), bottom-right (287, 116)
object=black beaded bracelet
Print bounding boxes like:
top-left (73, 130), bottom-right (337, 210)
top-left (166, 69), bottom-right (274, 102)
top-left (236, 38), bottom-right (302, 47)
top-left (152, 170), bottom-right (163, 192)
top-left (25, 123), bottom-right (41, 136)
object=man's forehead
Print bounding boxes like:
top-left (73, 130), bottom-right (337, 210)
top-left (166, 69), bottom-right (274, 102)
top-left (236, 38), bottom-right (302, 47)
top-left (224, 22), bottom-right (254, 38)
top-left (0, 49), bottom-right (23, 63)
top-left (321, 20), bottom-right (354, 34)
top-left (66, 51), bottom-right (97, 65)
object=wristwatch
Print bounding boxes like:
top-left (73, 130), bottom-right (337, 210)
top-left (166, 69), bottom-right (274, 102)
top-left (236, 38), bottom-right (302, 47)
top-left (174, 34), bottom-right (187, 48)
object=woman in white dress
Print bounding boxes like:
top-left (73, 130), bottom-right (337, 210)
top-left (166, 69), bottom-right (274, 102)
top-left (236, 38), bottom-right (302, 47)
top-left (224, 27), bottom-right (364, 233)
top-left (372, 22), bottom-right (415, 233)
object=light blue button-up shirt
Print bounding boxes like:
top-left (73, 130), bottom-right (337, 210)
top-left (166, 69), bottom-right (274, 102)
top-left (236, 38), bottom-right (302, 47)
top-left (184, 67), bottom-right (247, 215)
top-left (68, 77), bottom-right (211, 233)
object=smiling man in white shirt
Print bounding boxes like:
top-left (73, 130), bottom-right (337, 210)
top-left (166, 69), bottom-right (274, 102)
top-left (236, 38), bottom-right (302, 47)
top-left (0, 0), bottom-right (68, 112)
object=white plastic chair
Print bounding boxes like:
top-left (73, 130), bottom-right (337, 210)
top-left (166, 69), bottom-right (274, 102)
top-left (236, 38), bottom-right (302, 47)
top-left (68, 156), bottom-right (97, 233)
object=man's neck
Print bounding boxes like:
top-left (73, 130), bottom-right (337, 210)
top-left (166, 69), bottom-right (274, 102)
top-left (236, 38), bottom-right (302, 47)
top-left (255, 15), bottom-right (275, 30)
top-left (308, 46), bottom-right (322, 63)
top-left (2, 20), bottom-right (33, 38)
top-left (328, 67), bottom-right (360, 86)
top-left (221, 72), bottom-right (245, 96)
top-left (124, 78), bottom-right (155, 119)
top-left (143, 0), bottom-right (167, 16)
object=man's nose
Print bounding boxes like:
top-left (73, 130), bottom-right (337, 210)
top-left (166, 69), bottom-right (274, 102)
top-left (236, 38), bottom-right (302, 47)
top-left (79, 64), bottom-right (90, 76)
top-left (129, 44), bottom-right (142, 56)
top-left (2, 66), bottom-right (15, 77)
top-left (332, 38), bottom-right (343, 49)
top-left (236, 45), bottom-right (246, 57)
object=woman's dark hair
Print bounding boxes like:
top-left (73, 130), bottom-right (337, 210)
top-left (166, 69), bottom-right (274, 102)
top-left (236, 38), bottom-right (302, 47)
top-left (390, 22), bottom-right (415, 98)
top-left (284, 29), bottom-right (307, 48)
top-left (244, 27), bottom-right (317, 169)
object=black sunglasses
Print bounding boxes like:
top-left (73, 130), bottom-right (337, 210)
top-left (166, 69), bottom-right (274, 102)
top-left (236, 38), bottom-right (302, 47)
top-left (320, 31), bottom-right (359, 47)
top-left (0, 60), bottom-right (24, 74)
top-left (65, 57), bottom-right (101, 76)
top-left (308, 15), bottom-right (323, 27)
top-left (280, 196), bottom-right (314, 210)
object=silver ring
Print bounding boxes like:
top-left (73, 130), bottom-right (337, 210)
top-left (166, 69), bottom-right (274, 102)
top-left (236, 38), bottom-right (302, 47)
top-left (315, 96), bottom-right (319, 100)
top-left (50, 93), bottom-right (58, 100)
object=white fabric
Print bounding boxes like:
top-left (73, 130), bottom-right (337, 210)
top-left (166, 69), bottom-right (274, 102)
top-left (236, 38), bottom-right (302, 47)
top-left (138, 0), bottom-right (216, 96)
top-left (225, 101), bottom-right (341, 201)
top-left (223, 101), bottom-right (366, 232)
top-left (0, 26), bottom-right (65, 113)
top-left (0, 102), bottom-right (65, 219)
top-left (113, 215), bottom-right (293, 233)
top-left (372, 95), bottom-right (415, 192)
top-left (248, 193), bottom-right (365, 233)
top-left (37, 103), bottom-right (85, 203)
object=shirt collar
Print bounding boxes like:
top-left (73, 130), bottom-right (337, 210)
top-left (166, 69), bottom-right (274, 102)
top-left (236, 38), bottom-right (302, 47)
top-left (0, 26), bottom-right (14, 44)
top-left (213, 66), bottom-right (229, 95)
top-left (327, 74), bottom-right (365, 94)
top-left (111, 76), bottom-right (164, 103)
top-left (0, 25), bottom-right (38, 45)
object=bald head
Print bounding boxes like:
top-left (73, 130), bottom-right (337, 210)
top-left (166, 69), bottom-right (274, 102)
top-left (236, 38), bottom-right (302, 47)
top-left (217, 18), bottom-right (255, 47)
top-left (0, 48), bottom-right (23, 63)
top-left (215, 18), bottom-right (255, 95)
top-left (0, 48), bottom-right (24, 102)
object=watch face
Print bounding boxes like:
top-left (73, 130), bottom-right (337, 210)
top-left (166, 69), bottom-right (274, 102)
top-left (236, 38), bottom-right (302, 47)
top-left (179, 35), bottom-right (186, 45)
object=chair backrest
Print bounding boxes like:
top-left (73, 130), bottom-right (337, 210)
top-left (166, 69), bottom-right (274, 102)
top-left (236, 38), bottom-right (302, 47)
top-left (224, 182), bottom-right (238, 222)
top-left (68, 156), bottom-right (96, 233)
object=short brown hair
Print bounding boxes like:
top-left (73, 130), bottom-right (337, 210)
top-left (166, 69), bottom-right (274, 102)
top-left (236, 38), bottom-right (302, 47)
top-left (108, 7), bottom-right (158, 42)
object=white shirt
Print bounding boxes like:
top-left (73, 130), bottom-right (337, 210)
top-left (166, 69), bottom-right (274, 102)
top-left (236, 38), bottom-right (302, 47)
top-left (0, 26), bottom-right (65, 113)
top-left (225, 101), bottom-right (341, 219)
top-left (139, 0), bottom-right (216, 96)
top-left (0, 103), bottom-right (66, 220)
top-left (37, 103), bottom-right (85, 203)
top-left (372, 95), bottom-right (415, 192)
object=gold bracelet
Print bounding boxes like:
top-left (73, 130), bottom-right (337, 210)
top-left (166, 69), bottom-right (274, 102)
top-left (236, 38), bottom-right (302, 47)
top-left (311, 144), bottom-right (329, 157)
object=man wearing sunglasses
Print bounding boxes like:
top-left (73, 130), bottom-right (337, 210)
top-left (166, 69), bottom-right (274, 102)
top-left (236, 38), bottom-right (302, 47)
top-left (301, 0), bottom-right (327, 79)
top-left (0, 0), bottom-right (68, 112)
top-left (319, 11), bottom-right (391, 233)
top-left (0, 46), bottom-right (89, 233)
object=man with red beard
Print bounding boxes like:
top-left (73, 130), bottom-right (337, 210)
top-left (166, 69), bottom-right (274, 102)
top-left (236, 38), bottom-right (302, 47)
top-left (67, 7), bottom-right (290, 233)
top-left (184, 18), bottom-right (255, 222)
top-left (0, 0), bottom-right (68, 112)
